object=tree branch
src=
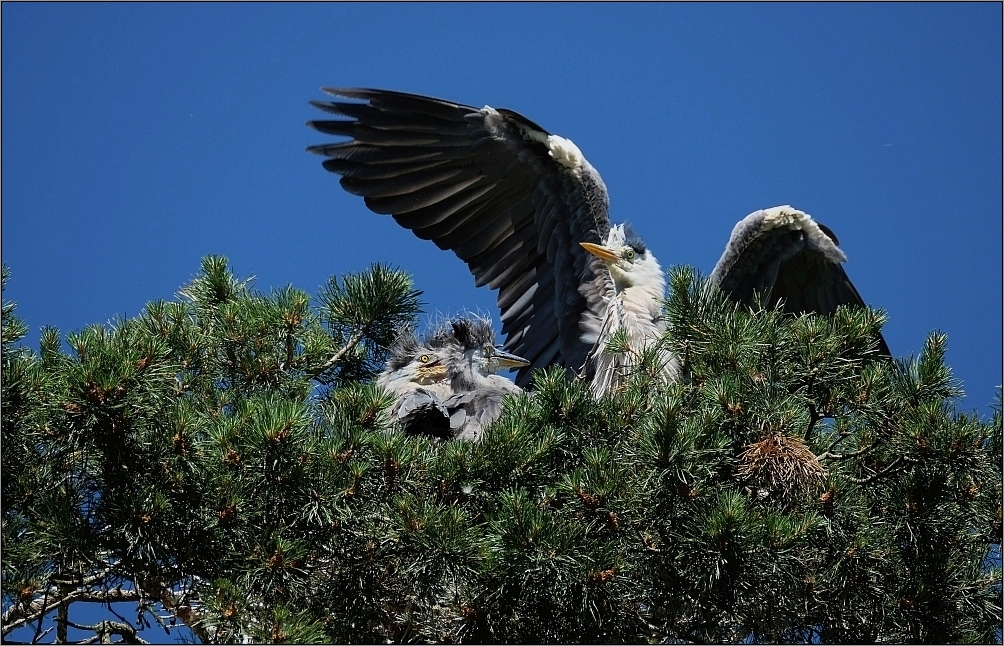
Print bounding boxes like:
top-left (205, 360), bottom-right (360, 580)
top-left (3, 567), bottom-right (114, 629)
top-left (3, 588), bottom-right (85, 637)
top-left (306, 327), bottom-right (367, 378)
top-left (3, 589), bottom-right (147, 637)
top-left (62, 618), bottom-right (150, 645)
top-left (817, 439), bottom-right (879, 462)
top-left (844, 456), bottom-right (911, 484)
top-left (802, 373), bottom-right (819, 442)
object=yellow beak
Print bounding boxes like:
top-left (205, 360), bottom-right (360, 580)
top-left (415, 364), bottom-right (448, 383)
top-left (579, 241), bottom-right (619, 263)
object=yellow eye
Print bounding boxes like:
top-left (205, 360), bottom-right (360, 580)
top-left (624, 249), bottom-right (635, 260)
top-left (420, 354), bottom-right (430, 363)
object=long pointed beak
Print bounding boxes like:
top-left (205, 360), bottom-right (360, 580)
top-left (580, 241), bottom-right (619, 263)
top-left (494, 347), bottom-right (530, 368)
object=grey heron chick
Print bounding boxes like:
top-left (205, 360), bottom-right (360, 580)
top-left (709, 205), bottom-right (891, 355)
top-left (578, 225), bottom-right (679, 396)
top-left (378, 317), bottom-right (529, 440)
top-left (377, 330), bottom-right (454, 439)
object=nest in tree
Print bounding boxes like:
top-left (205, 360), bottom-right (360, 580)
top-left (738, 434), bottom-right (826, 503)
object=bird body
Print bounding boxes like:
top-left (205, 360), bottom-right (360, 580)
top-left (442, 388), bottom-right (512, 442)
top-left (709, 205), bottom-right (890, 356)
top-left (579, 224), bottom-right (679, 395)
top-left (377, 317), bottom-right (528, 440)
top-left (711, 206), bottom-right (846, 309)
top-left (376, 329), bottom-right (456, 438)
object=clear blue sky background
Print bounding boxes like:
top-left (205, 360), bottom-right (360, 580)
top-left (1, 3), bottom-right (1001, 640)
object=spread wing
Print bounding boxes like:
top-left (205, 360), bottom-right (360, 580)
top-left (710, 206), bottom-right (890, 355)
top-left (308, 88), bottom-right (612, 386)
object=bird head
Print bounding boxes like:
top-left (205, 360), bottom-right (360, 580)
top-left (469, 342), bottom-right (531, 377)
top-left (428, 317), bottom-right (530, 387)
top-left (580, 224), bottom-right (663, 293)
top-left (380, 332), bottom-right (449, 387)
top-left (408, 350), bottom-right (450, 384)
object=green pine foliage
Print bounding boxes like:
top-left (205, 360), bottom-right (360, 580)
top-left (2, 259), bottom-right (1000, 644)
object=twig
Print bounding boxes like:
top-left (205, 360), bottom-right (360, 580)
top-left (75, 589), bottom-right (142, 604)
top-left (817, 429), bottom-right (852, 456)
top-left (844, 456), bottom-right (909, 484)
top-left (61, 619), bottom-right (150, 645)
top-left (804, 404), bottom-right (822, 442)
top-left (1, 628), bottom-right (52, 644)
top-left (817, 439), bottom-right (879, 462)
top-left (802, 374), bottom-right (819, 442)
top-left (30, 585), bottom-right (51, 645)
top-left (3, 587), bottom-right (78, 637)
top-left (3, 578), bottom-right (136, 637)
top-left (306, 328), bottom-right (367, 378)
top-left (56, 589), bottom-right (68, 644)
top-left (140, 581), bottom-right (211, 645)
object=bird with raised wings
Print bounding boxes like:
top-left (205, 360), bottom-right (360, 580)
top-left (710, 205), bottom-right (891, 355)
top-left (310, 89), bottom-right (888, 395)
top-left (377, 317), bottom-right (529, 441)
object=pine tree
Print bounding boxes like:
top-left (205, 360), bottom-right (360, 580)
top-left (2, 258), bottom-right (1000, 644)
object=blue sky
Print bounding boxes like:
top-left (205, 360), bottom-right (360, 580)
top-left (2, 4), bottom-right (1001, 401)
top-left (1, 4), bottom-right (1001, 641)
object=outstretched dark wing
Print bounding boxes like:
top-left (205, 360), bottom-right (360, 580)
top-left (710, 206), bottom-right (890, 355)
top-left (308, 88), bottom-right (612, 385)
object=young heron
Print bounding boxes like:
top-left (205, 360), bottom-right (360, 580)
top-left (377, 317), bottom-right (529, 441)
top-left (312, 89), bottom-right (888, 397)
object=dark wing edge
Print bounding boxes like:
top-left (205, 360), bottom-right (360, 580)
top-left (774, 251), bottom-right (892, 357)
top-left (711, 206), bottom-right (891, 356)
top-left (308, 88), bottom-right (612, 386)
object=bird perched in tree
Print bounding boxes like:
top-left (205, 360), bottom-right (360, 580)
top-left (377, 328), bottom-right (453, 439)
top-left (709, 205), bottom-right (891, 355)
top-left (377, 317), bottom-right (529, 441)
top-left (310, 89), bottom-right (887, 397)
top-left (577, 225), bottom-right (679, 396)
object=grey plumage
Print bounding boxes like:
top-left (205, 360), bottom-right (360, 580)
top-left (710, 206), bottom-right (890, 355)
top-left (442, 388), bottom-right (509, 442)
top-left (376, 329), bottom-right (455, 439)
top-left (578, 225), bottom-right (679, 396)
top-left (376, 317), bottom-right (528, 440)
top-left (396, 388), bottom-right (453, 439)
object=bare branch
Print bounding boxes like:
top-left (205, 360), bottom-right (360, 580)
top-left (817, 439), bottom-right (879, 462)
top-left (844, 456), bottom-right (910, 484)
top-left (3, 588), bottom-right (83, 637)
top-left (306, 327), bottom-right (367, 378)
top-left (76, 589), bottom-right (142, 604)
top-left (3, 574), bottom-right (136, 638)
top-left (61, 618), bottom-right (150, 645)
